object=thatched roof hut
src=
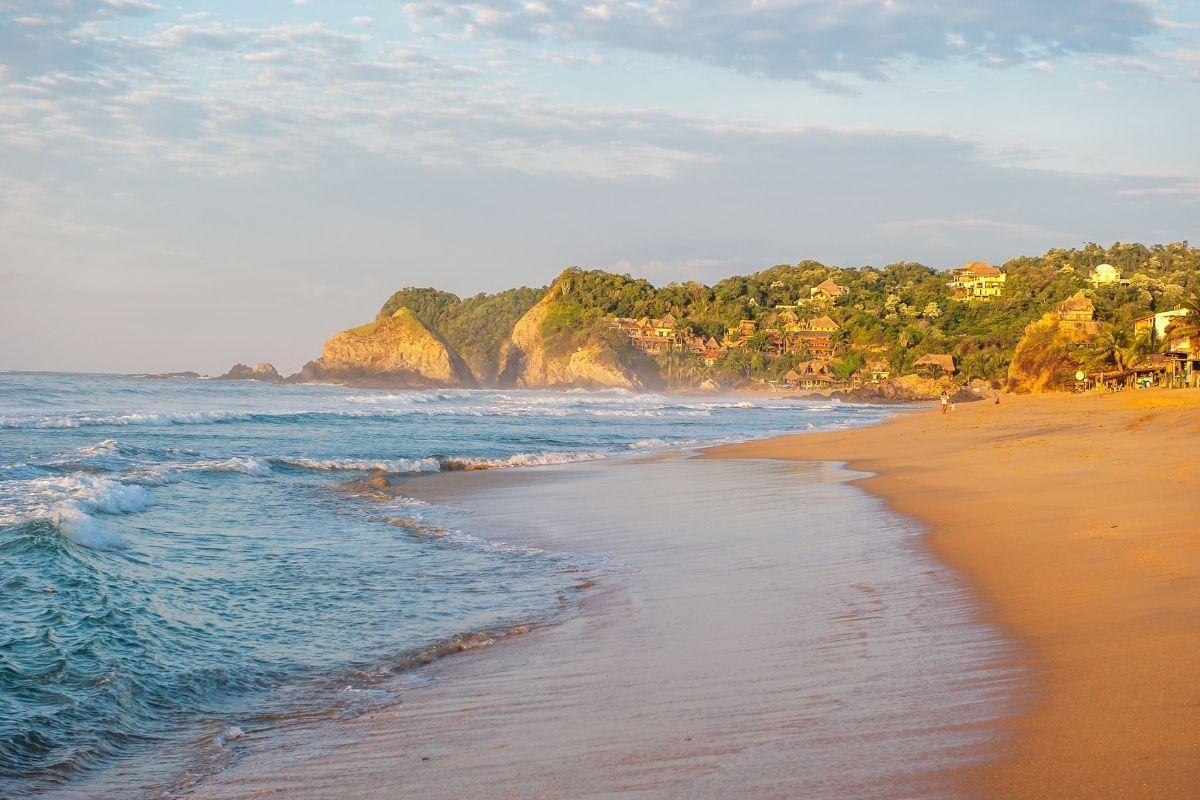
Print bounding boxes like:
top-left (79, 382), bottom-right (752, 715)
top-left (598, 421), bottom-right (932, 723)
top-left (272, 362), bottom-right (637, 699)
top-left (912, 354), bottom-right (957, 374)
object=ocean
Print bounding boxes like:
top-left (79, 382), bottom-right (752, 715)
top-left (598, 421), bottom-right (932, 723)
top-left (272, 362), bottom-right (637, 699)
top-left (0, 372), bottom-right (896, 798)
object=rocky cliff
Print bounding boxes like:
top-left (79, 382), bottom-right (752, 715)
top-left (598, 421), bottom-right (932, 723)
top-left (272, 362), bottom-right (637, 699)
top-left (496, 290), bottom-right (655, 389)
top-left (1006, 313), bottom-right (1093, 393)
top-left (290, 307), bottom-right (476, 388)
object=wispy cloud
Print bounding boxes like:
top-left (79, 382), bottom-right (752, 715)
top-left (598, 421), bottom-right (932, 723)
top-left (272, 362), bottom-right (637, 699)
top-left (402, 0), bottom-right (1160, 86)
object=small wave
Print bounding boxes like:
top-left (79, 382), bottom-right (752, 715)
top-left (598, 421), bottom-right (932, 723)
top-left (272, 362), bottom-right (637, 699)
top-left (74, 438), bottom-right (121, 457)
top-left (625, 437), bottom-right (702, 450)
top-left (52, 505), bottom-right (130, 550)
top-left (274, 457), bottom-right (443, 474)
top-left (0, 397), bottom-right (773, 429)
top-left (0, 411), bottom-right (252, 429)
top-left (439, 451), bottom-right (608, 471)
top-left (0, 474), bottom-right (154, 549)
top-left (195, 457), bottom-right (274, 477)
top-left (272, 449), bottom-right (612, 476)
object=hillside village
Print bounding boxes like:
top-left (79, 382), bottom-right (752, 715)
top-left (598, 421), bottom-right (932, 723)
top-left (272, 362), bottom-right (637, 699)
top-left (291, 242), bottom-right (1200, 395)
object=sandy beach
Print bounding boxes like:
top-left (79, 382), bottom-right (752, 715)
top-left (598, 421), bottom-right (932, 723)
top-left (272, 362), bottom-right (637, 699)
top-left (711, 390), bottom-right (1200, 798)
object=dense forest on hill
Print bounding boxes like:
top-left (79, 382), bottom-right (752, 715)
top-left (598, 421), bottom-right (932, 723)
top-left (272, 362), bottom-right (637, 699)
top-left (376, 286), bottom-right (544, 383)
top-left (372, 242), bottom-right (1200, 386)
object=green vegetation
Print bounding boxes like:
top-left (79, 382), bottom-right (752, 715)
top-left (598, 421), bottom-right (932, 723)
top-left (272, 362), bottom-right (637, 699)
top-left (377, 286), bottom-right (544, 382)
top-left (373, 242), bottom-right (1200, 387)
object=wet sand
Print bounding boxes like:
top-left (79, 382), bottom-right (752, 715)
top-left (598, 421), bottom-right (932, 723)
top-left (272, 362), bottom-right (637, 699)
top-left (710, 390), bottom-right (1200, 798)
top-left (181, 454), bottom-right (1017, 799)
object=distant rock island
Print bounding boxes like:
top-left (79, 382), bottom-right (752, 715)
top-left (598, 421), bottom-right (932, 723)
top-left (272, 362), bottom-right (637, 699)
top-left (215, 363), bottom-right (282, 382)
top-left (136, 371), bottom-right (206, 380)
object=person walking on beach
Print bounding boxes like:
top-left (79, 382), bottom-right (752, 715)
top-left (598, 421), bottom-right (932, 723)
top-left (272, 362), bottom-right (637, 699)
top-left (940, 391), bottom-right (949, 414)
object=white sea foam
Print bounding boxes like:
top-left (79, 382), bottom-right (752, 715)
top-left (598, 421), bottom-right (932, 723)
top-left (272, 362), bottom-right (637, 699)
top-left (52, 505), bottom-right (129, 550)
top-left (124, 467), bottom-right (181, 486)
top-left (0, 393), bottom-right (781, 429)
top-left (196, 457), bottom-right (274, 477)
top-left (625, 438), bottom-right (703, 451)
top-left (2, 474), bottom-right (155, 550)
top-left (272, 450), bottom-right (612, 475)
top-left (0, 411), bottom-right (252, 429)
top-left (444, 451), bottom-right (609, 470)
top-left (75, 439), bottom-right (121, 457)
top-left (276, 456), bottom-right (443, 474)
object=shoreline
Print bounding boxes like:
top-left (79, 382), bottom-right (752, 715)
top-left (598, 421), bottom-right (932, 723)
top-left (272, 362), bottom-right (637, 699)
top-left (706, 389), bottom-right (1200, 798)
top-left (178, 448), bottom-right (1016, 799)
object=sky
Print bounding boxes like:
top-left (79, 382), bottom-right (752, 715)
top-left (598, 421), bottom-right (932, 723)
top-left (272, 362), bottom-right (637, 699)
top-left (1, 0), bottom-right (1197, 374)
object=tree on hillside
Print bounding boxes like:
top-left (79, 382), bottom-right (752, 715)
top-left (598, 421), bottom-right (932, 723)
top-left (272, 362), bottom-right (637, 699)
top-left (1089, 324), bottom-right (1136, 374)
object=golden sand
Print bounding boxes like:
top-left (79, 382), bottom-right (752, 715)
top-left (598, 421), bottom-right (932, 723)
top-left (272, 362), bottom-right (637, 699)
top-left (709, 390), bottom-right (1200, 798)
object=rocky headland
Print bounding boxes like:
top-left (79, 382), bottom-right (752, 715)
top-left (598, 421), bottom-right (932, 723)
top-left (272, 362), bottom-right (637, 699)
top-left (287, 308), bottom-right (476, 388)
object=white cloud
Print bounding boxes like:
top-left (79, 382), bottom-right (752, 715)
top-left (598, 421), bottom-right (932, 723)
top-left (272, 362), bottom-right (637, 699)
top-left (1117, 180), bottom-right (1200, 198)
top-left (875, 216), bottom-right (1079, 244)
top-left (402, 0), bottom-right (1161, 86)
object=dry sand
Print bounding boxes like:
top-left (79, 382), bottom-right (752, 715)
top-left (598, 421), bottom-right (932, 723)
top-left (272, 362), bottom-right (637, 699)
top-left (710, 389), bottom-right (1200, 798)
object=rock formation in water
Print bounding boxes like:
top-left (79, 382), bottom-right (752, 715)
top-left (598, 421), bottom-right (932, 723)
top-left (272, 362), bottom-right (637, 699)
top-left (215, 363), bottom-right (282, 382)
top-left (288, 308), bottom-right (476, 388)
top-left (135, 371), bottom-right (205, 380)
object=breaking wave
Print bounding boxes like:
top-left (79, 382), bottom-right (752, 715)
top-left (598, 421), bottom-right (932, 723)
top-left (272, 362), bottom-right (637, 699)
top-left (196, 457), bottom-right (274, 477)
top-left (2, 474), bottom-right (155, 550)
top-left (0, 391), bottom-right (833, 430)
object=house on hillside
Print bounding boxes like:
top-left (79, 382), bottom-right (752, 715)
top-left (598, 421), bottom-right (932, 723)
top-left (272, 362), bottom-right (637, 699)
top-left (699, 337), bottom-right (726, 365)
top-left (912, 353), bottom-right (957, 376)
top-left (1089, 263), bottom-right (1128, 286)
top-left (810, 278), bottom-right (849, 301)
top-left (1163, 317), bottom-right (1200, 387)
top-left (775, 308), bottom-right (801, 327)
top-left (608, 315), bottom-right (683, 354)
top-left (1054, 290), bottom-right (1100, 335)
top-left (784, 329), bottom-right (834, 357)
top-left (652, 314), bottom-right (678, 337)
top-left (1134, 309), bottom-right (1189, 340)
top-left (808, 315), bottom-right (840, 333)
top-left (784, 359), bottom-right (838, 390)
top-left (949, 261), bottom-right (1005, 299)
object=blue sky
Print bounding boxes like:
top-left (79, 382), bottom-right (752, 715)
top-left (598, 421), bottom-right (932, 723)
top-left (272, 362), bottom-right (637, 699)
top-left (1, 0), bottom-right (1197, 372)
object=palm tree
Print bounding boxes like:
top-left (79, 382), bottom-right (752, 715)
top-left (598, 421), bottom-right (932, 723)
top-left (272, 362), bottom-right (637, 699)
top-left (1088, 324), bottom-right (1135, 377)
top-left (1173, 288), bottom-right (1200, 340)
top-left (658, 342), bottom-right (685, 388)
top-left (1131, 325), bottom-right (1156, 362)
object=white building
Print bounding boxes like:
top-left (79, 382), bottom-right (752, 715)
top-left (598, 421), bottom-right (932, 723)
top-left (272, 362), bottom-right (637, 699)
top-left (1089, 263), bottom-right (1126, 285)
top-left (1134, 308), bottom-right (1189, 340)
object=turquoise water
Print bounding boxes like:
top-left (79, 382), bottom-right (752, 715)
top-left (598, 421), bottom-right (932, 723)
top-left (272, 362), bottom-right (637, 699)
top-left (0, 372), bottom-right (890, 798)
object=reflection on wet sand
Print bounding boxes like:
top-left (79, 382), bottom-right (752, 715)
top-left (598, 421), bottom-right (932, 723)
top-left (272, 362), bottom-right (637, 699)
top-left (184, 455), bottom-right (1020, 800)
